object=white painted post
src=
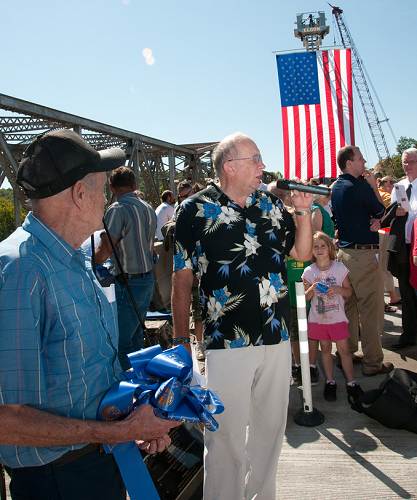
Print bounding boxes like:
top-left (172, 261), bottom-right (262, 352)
top-left (295, 281), bottom-right (313, 412)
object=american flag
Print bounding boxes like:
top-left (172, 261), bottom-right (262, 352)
top-left (276, 49), bottom-right (354, 179)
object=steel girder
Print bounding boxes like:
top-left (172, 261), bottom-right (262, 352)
top-left (0, 93), bottom-right (217, 206)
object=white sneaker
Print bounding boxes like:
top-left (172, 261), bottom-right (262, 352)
top-left (194, 341), bottom-right (206, 361)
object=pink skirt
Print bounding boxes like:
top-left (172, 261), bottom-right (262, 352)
top-left (308, 322), bottom-right (349, 341)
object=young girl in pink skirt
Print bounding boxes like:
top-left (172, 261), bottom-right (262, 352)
top-left (302, 232), bottom-right (363, 402)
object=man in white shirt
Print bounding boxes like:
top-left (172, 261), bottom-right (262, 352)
top-left (155, 190), bottom-right (175, 240)
top-left (390, 147), bottom-right (417, 348)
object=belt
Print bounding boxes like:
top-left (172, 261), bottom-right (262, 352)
top-left (116, 271), bottom-right (152, 281)
top-left (344, 244), bottom-right (379, 250)
top-left (6, 444), bottom-right (102, 473)
top-left (52, 443), bottom-right (102, 467)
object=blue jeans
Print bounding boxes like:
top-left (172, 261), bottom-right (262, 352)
top-left (115, 273), bottom-right (155, 370)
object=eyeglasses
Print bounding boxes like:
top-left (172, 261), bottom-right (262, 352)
top-left (226, 153), bottom-right (263, 164)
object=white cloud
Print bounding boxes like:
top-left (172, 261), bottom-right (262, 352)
top-left (142, 47), bottom-right (155, 66)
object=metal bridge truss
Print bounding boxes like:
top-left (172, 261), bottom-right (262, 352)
top-left (0, 93), bottom-right (217, 214)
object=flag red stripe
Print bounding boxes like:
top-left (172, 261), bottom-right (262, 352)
top-left (305, 105), bottom-right (313, 179)
top-left (346, 48), bottom-right (355, 145)
top-left (293, 106), bottom-right (301, 178)
top-left (334, 49), bottom-right (345, 147)
top-left (315, 103), bottom-right (325, 178)
top-left (277, 49), bottom-right (354, 179)
top-left (322, 51), bottom-right (337, 178)
top-left (281, 107), bottom-right (290, 178)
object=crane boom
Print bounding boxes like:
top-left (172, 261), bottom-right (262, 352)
top-left (330, 4), bottom-right (390, 161)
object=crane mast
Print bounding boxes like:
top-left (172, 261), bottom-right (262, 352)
top-left (330, 4), bottom-right (390, 161)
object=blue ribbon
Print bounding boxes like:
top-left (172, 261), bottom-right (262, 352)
top-left (98, 344), bottom-right (224, 500)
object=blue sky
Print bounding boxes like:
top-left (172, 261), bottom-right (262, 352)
top-left (1, 0), bottom-right (416, 178)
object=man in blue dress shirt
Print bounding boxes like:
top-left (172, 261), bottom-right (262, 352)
top-left (0, 130), bottom-right (178, 499)
top-left (332, 145), bottom-right (394, 376)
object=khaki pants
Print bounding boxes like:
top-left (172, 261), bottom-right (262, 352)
top-left (204, 342), bottom-right (291, 500)
top-left (338, 248), bottom-right (385, 371)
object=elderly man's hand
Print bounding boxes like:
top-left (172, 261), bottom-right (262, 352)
top-left (123, 404), bottom-right (181, 443)
top-left (291, 190), bottom-right (314, 210)
top-left (136, 434), bottom-right (172, 454)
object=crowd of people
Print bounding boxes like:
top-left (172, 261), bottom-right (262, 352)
top-left (0, 128), bottom-right (416, 499)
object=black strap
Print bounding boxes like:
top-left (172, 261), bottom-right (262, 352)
top-left (90, 235), bottom-right (97, 275)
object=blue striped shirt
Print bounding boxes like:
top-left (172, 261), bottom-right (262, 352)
top-left (0, 213), bottom-right (121, 468)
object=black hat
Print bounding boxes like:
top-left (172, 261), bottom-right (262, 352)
top-left (17, 129), bottom-right (126, 199)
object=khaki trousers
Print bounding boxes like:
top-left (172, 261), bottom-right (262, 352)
top-left (204, 341), bottom-right (291, 500)
top-left (337, 248), bottom-right (385, 371)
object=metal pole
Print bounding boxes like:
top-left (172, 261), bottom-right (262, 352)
top-left (293, 281), bottom-right (325, 426)
top-left (168, 150), bottom-right (175, 193)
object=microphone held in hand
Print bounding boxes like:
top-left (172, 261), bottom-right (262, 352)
top-left (276, 179), bottom-right (331, 196)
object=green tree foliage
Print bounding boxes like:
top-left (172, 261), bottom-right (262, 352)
top-left (396, 136), bottom-right (417, 155)
top-left (375, 156), bottom-right (403, 179)
top-left (374, 136), bottom-right (417, 180)
top-left (0, 188), bottom-right (13, 202)
top-left (0, 189), bottom-right (26, 241)
top-left (0, 197), bottom-right (17, 241)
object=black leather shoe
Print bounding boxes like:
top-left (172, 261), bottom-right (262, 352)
top-left (391, 342), bottom-right (417, 350)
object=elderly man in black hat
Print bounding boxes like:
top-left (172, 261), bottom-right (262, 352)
top-left (0, 130), bottom-right (178, 500)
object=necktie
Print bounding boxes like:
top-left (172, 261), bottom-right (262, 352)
top-left (406, 183), bottom-right (412, 200)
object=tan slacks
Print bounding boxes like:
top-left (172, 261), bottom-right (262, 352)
top-left (337, 248), bottom-right (385, 371)
top-left (204, 341), bottom-right (291, 500)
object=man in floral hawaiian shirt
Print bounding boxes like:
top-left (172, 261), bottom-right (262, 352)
top-left (171, 132), bottom-right (313, 500)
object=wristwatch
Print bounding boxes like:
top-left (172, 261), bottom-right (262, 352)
top-left (294, 209), bottom-right (311, 216)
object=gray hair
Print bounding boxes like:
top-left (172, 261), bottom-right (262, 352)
top-left (212, 132), bottom-right (252, 177)
top-left (402, 147), bottom-right (417, 158)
